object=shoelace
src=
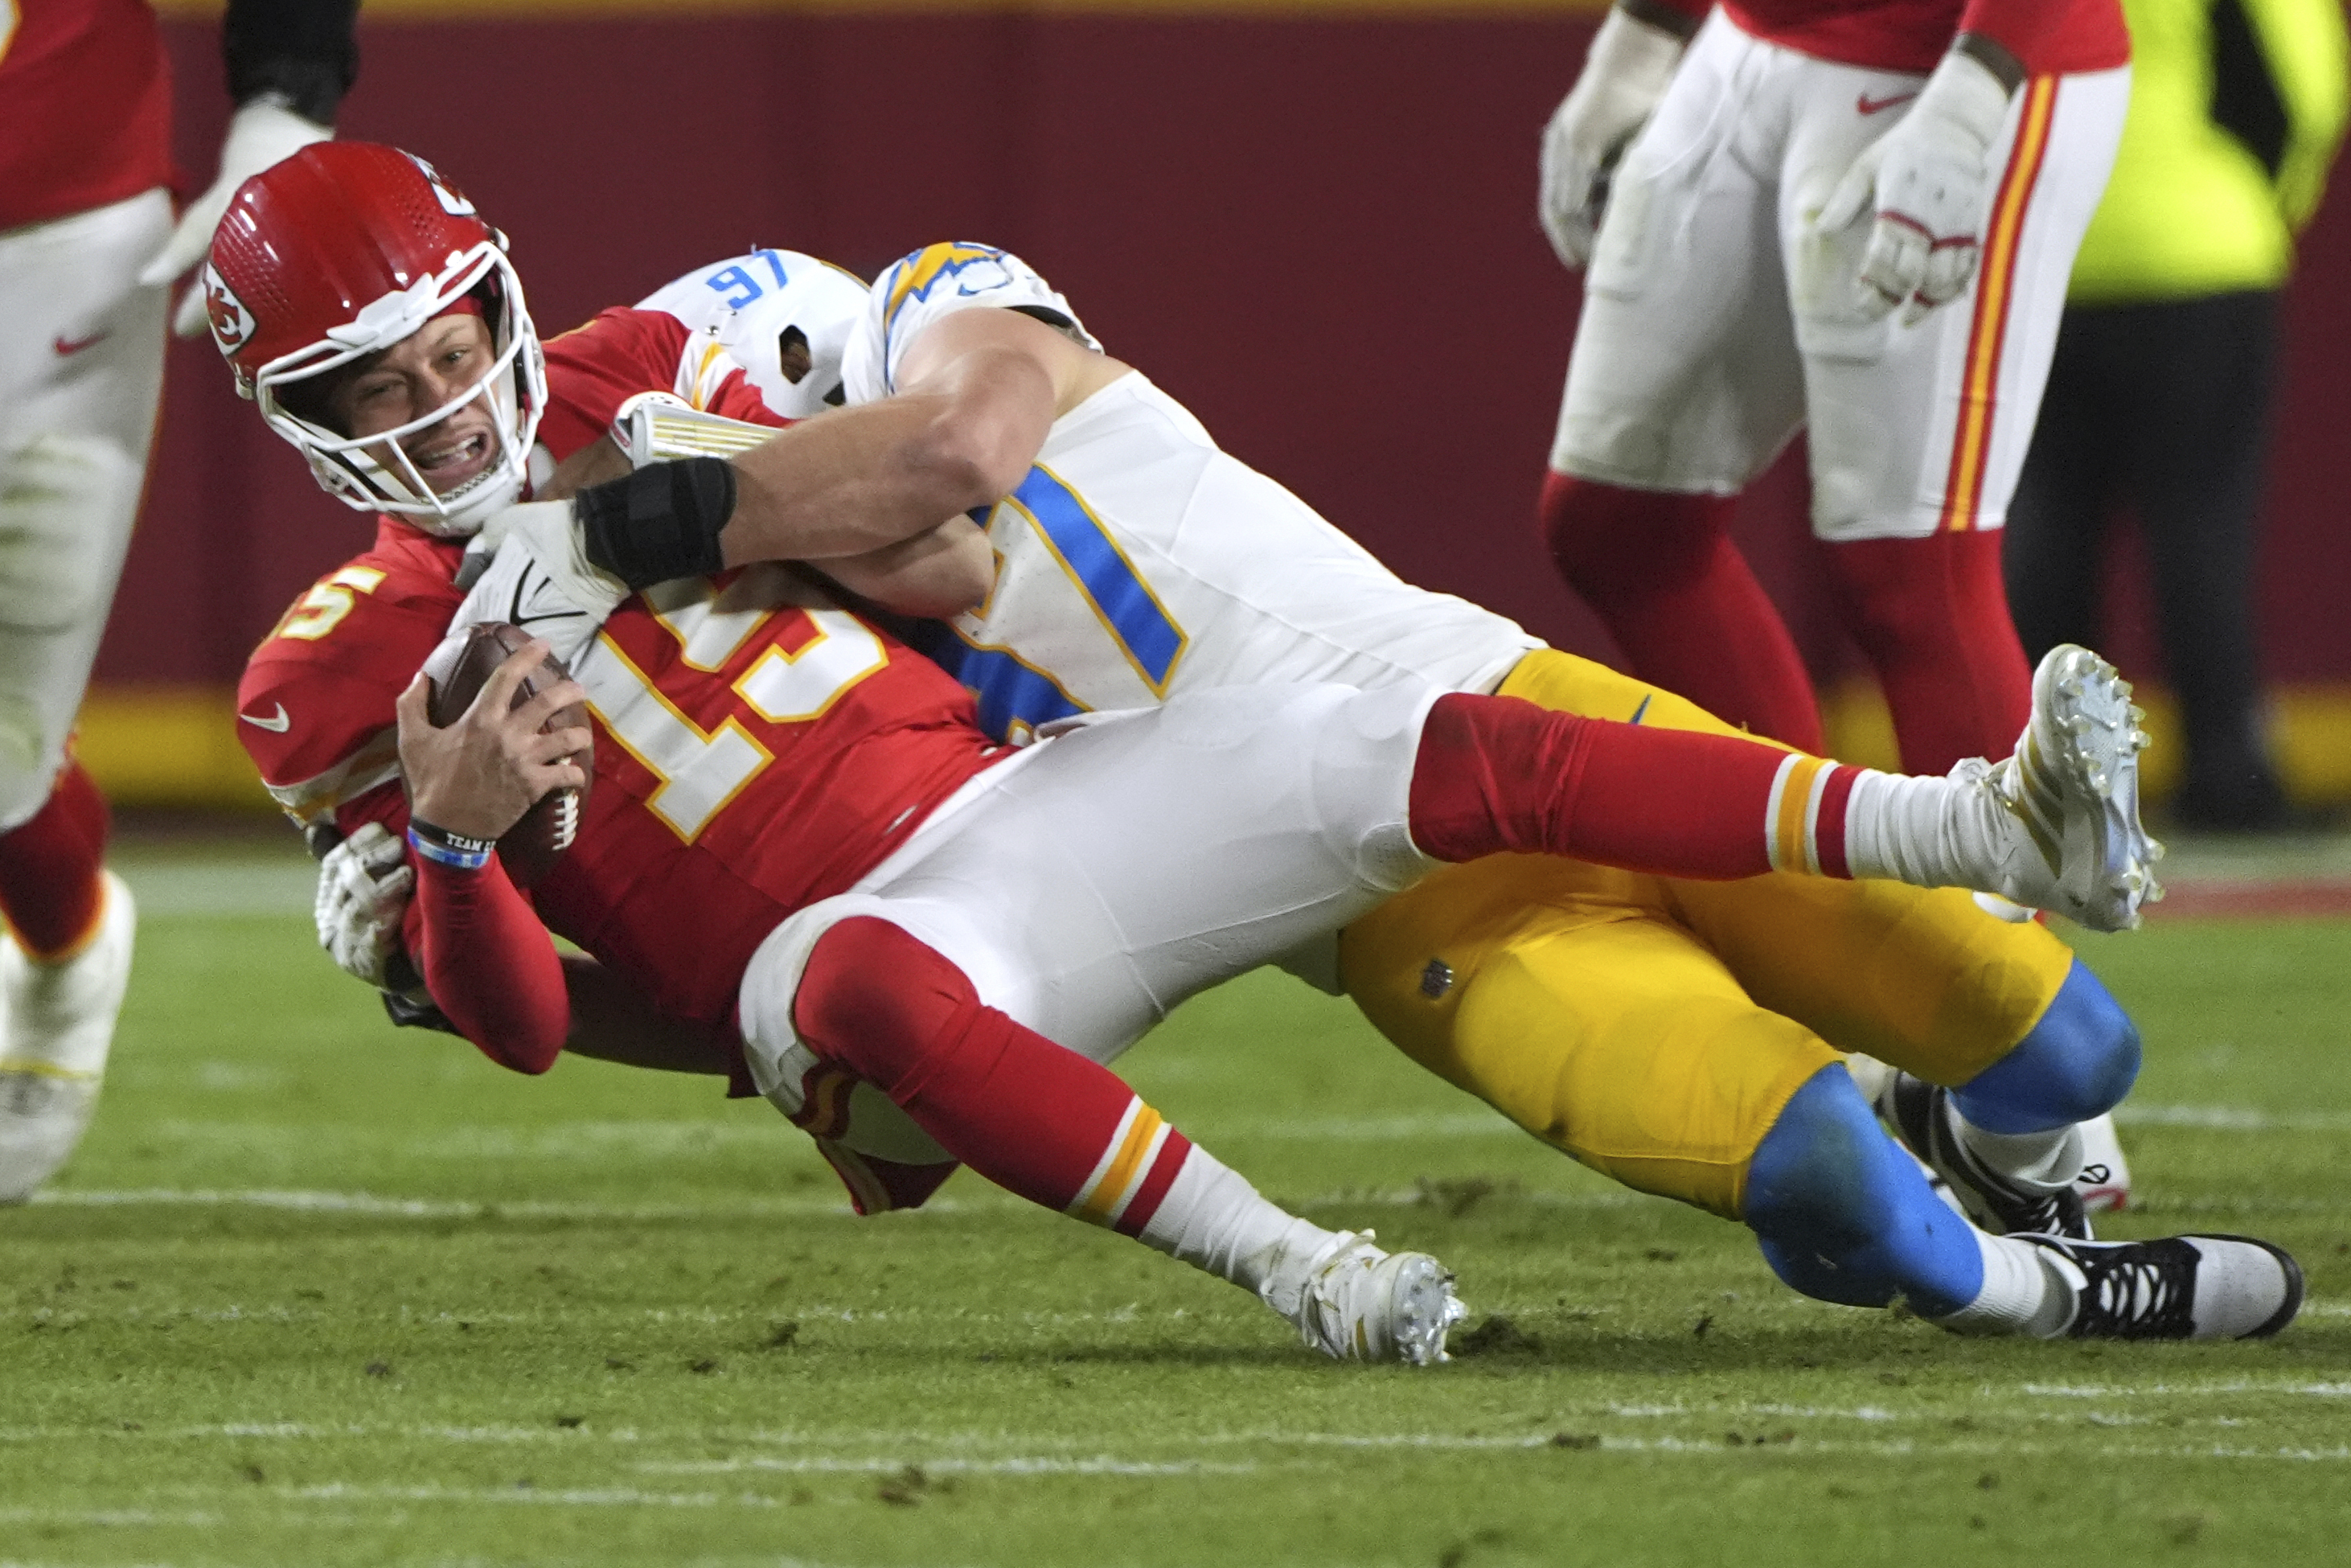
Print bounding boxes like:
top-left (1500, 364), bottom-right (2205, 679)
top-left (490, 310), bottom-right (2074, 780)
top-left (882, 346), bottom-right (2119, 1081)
top-left (2072, 1248), bottom-right (2193, 1339)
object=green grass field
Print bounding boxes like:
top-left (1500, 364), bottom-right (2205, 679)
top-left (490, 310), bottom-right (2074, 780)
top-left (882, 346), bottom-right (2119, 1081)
top-left (5, 837), bottom-right (2350, 1567)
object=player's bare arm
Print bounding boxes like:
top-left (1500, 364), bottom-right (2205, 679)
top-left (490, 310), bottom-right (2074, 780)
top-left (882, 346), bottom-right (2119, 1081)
top-left (715, 306), bottom-right (1123, 567)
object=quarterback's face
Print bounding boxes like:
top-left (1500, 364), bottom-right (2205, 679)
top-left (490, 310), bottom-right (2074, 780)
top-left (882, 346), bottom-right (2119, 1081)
top-left (326, 314), bottom-right (502, 495)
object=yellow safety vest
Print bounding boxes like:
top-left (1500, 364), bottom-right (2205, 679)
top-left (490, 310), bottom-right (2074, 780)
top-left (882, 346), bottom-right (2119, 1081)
top-left (2070, 0), bottom-right (2349, 302)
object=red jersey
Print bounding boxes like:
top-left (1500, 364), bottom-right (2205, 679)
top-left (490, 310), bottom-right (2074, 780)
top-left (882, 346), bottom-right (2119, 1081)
top-left (1656, 0), bottom-right (2127, 76)
top-left (239, 306), bottom-right (1001, 1060)
top-left (0, 0), bottom-right (174, 230)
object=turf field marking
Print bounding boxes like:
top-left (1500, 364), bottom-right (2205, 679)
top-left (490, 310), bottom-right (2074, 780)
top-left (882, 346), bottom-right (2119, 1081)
top-left (639, 1456), bottom-right (1257, 1476)
top-left (2021, 1381), bottom-right (2351, 1399)
top-left (27, 1188), bottom-right (914, 1221)
top-left (26, 1184), bottom-right (1643, 1221)
top-left (286, 1481), bottom-right (773, 1508)
top-left (2117, 1103), bottom-right (2351, 1133)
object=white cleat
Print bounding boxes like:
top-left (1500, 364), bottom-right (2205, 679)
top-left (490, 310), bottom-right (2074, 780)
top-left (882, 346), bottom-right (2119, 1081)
top-left (1966, 645), bottom-right (2164, 932)
top-left (0, 871), bottom-right (135, 1203)
top-left (2022, 1232), bottom-right (2303, 1340)
top-left (1290, 1230), bottom-right (1466, 1365)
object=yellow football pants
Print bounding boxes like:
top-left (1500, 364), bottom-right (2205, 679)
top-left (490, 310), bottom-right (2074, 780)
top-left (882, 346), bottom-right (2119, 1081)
top-left (1338, 649), bottom-right (2076, 1221)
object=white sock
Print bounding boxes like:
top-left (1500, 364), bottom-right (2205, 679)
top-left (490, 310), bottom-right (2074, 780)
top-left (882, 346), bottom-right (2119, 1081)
top-left (1929, 1230), bottom-right (2074, 1338)
top-left (1134, 1147), bottom-right (1341, 1314)
top-left (1956, 1119), bottom-right (2085, 1195)
top-left (1843, 769), bottom-right (1971, 889)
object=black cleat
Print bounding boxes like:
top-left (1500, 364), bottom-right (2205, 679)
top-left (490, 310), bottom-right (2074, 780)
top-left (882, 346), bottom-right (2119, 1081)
top-left (1881, 1073), bottom-right (2090, 1240)
top-left (2021, 1233), bottom-right (2304, 1340)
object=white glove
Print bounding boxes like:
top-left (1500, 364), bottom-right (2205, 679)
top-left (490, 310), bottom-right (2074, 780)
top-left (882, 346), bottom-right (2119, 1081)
top-left (140, 101), bottom-right (333, 337)
top-left (1537, 6), bottom-right (1689, 270)
top-left (1817, 50), bottom-right (2013, 326)
top-left (315, 823), bottom-right (416, 989)
top-left (450, 499), bottom-right (628, 673)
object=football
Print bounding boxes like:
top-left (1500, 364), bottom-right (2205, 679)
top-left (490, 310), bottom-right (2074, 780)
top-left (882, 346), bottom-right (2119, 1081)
top-left (425, 622), bottom-right (593, 888)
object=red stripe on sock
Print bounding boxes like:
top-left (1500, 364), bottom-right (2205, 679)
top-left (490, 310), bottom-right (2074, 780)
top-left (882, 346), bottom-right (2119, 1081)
top-left (1407, 692), bottom-right (1790, 879)
top-left (1813, 764), bottom-right (1861, 879)
top-left (1114, 1129), bottom-right (1195, 1238)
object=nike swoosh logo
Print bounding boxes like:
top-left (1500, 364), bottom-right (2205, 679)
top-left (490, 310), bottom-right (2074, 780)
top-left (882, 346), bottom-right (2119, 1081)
top-left (239, 704), bottom-right (292, 733)
top-left (507, 566), bottom-right (589, 629)
top-left (53, 332), bottom-right (109, 356)
top-left (1857, 91), bottom-right (1919, 116)
top-left (1628, 694), bottom-right (1653, 725)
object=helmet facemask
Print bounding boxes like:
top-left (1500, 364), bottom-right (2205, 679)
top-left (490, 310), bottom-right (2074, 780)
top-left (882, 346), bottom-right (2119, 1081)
top-left (252, 242), bottom-right (548, 538)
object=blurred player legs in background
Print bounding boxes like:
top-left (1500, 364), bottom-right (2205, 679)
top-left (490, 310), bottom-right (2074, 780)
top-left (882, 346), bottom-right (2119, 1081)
top-left (1537, 0), bottom-right (2128, 778)
top-left (0, 0), bottom-right (351, 1200)
top-left (0, 191), bottom-right (162, 1202)
top-left (2005, 0), bottom-right (2349, 831)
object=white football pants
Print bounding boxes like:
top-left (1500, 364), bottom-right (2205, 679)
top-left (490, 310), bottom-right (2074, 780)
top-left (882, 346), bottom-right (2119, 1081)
top-left (737, 681), bottom-right (1446, 1154)
top-left (0, 189), bottom-right (170, 827)
top-left (1551, 12), bottom-right (2127, 541)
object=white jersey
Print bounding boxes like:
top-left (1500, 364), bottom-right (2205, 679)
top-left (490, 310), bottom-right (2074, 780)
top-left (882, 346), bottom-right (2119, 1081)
top-left (825, 243), bottom-right (1540, 742)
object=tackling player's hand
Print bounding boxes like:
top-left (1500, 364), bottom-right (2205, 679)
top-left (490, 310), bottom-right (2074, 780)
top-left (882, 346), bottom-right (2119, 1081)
top-left (454, 499), bottom-right (626, 608)
top-left (1537, 4), bottom-right (1691, 270)
top-left (138, 101), bottom-right (333, 338)
top-left (314, 823), bottom-right (415, 987)
top-left (1816, 47), bottom-right (2013, 326)
top-left (395, 640), bottom-right (590, 843)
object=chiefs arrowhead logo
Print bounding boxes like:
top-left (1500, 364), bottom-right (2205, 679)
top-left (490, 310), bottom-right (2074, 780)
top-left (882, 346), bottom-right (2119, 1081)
top-left (400, 150), bottom-right (478, 218)
top-left (202, 265), bottom-right (256, 355)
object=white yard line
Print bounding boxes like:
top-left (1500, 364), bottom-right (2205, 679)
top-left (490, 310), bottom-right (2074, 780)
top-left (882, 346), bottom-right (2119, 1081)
top-left (27, 1188), bottom-right (891, 1221)
top-left (2115, 1103), bottom-right (2351, 1134)
top-left (638, 1456), bottom-right (1254, 1477)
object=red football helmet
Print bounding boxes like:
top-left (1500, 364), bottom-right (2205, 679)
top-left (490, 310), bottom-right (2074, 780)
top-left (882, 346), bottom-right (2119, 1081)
top-left (203, 143), bottom-right (548, 536)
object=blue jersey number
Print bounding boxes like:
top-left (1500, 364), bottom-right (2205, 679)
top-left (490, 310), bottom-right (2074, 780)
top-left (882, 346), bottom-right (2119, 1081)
top-left (704, 250), bottom-right (794, 310)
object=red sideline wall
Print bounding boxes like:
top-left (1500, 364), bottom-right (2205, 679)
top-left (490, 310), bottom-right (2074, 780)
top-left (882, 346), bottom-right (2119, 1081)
top-left (113, 9), bottom-right (2351, 707)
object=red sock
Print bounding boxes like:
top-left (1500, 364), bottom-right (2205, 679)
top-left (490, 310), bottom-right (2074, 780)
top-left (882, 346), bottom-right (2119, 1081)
top-left (1824, 531), bottom-right (2030, 775)
top-left (0, 760), bottom-right (111, 960)
top-left (1540, 471), bottom-right (1826, 753)
top-left (1407, 692), bottom-right (1862, 879)
top-left (794, 917), bottom-right (1192, 1236)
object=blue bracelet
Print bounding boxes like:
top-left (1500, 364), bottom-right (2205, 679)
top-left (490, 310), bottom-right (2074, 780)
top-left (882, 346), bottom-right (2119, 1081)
top-left (407, 820), bottom-right (494, 872)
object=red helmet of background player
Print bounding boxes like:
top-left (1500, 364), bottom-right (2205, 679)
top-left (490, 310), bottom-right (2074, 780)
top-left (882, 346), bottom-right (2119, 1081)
top-left (202, 142), bottom-right (548, 537)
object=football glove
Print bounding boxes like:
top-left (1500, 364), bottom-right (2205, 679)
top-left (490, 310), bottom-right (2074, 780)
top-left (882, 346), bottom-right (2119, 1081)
top-left (139, 101), bottom-right (333, 338)
top-left (1817, 49), bottom-right (2013, 326)
top-left (1537, 6), bottom-right (1690, 270)
top-left (453, 499), bottom-right (629, 671)
top-left (314, 822), bottom-right (415, 990)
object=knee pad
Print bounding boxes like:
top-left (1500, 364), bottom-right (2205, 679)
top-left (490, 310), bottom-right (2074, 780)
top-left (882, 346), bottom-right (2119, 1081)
top-left (1953, 961), bottom-right (2140, 1134)
top-left (793, 917), bottom-right (987, 1099)
top-left (0, 433), bottom-right (137, 632)
top-left (1742, 1065), bottom-right (1893, 1248)
top-left (1744, 1064), bottom-right (1985, 1316)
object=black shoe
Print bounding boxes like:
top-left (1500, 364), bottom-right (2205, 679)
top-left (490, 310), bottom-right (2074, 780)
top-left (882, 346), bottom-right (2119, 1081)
top-left (1881, 1073), bottom-right (2091, 1240)
top-left (2022, 1233), bottom-right (2304, 1340)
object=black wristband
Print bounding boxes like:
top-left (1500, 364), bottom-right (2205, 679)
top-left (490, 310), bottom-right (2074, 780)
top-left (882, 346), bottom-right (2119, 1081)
top-left (576, 458), bottom-right (737, 591)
